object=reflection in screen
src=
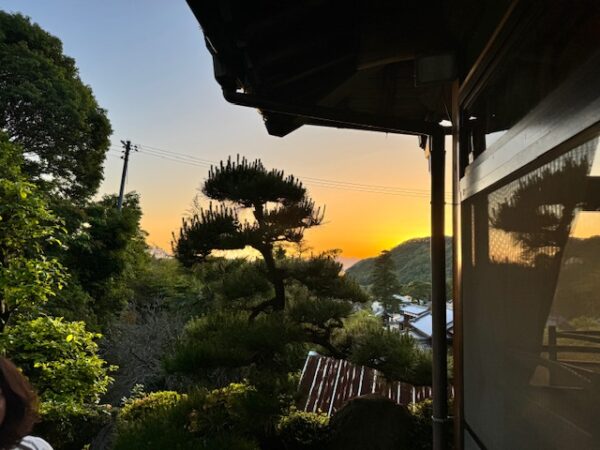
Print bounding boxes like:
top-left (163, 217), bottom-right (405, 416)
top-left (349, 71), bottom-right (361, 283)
top-left (463, 136), bottom-right (600, 449)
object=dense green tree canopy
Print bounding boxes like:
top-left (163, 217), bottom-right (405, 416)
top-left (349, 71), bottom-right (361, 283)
top-left (47, 193), bottom-right (147, 327)
top-left (0, 12), bottom-right (111, 201)
top-left (0, 134), bottom-right (66, 329)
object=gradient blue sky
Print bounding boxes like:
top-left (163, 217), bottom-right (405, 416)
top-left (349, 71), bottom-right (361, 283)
top-left (2, 0), bottom-right (451, 265)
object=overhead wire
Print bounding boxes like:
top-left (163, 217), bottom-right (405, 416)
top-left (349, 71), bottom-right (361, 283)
top-left (107, 142), bottom-right (452, 199)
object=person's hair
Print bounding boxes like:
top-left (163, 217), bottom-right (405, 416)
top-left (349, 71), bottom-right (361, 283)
top-left (0, 358), bottom-right (39, 449)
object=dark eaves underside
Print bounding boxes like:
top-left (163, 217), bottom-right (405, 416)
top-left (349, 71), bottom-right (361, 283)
top-left (187, 0), bottom-right (460, 137)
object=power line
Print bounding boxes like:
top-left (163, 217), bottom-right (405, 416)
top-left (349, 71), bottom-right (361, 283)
top-left (134, 143), bottom-right (436, 194)
top-left (113, 147), bottom-right (452, 198)
top-left (110, 146), bottom-right (211, 168)
top-left (136, 143), bottom-right (215, 165)
top-left (299, 176), bottom-right (434, 194)
top-left (108, 142), bottom-right (452, 198)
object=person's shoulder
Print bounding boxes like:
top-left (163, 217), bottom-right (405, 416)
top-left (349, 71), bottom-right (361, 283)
top-left (15, 436), bottom-right (54, 450)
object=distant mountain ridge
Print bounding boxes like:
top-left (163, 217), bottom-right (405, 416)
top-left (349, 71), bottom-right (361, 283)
top-left (346, 237), bottom-right (452, 286)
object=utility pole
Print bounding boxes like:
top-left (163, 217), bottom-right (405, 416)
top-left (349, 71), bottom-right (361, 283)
top-left (117, 140), bottom-right (136, 210)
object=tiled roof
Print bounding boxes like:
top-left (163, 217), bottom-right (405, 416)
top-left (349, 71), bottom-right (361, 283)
top-left (401, 304), bottom-right (429, 316)
top-left (409, 307), bottom-right (454, 339)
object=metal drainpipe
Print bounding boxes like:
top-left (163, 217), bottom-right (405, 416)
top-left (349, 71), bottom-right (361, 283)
top-left (431, 130), bottom-right (448, 450)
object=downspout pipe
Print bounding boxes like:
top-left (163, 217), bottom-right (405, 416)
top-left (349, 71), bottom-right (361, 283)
top-left (431, 130), bottom-right (448, 450)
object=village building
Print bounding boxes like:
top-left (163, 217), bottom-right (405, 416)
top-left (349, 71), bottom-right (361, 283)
top-left (407, 305), bottom-right (454, 346)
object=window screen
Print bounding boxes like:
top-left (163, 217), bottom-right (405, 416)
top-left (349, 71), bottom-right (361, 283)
top-left (462, 135), bottom-right (600, 449)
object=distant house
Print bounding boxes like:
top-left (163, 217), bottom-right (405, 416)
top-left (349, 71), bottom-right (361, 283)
top-left (374, 297), bottom-right (429, 330)
top-left (408, 305), bottom-right (454, 345)
top-left (400, 304), bottom-right (429, 320)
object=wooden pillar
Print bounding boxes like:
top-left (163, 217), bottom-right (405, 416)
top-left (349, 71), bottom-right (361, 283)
top-left (431, 129), bottom-right (448, 450)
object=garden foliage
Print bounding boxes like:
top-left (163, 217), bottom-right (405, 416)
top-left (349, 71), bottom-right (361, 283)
top-left (0, 135), bottom-right (66, 330)
top-left (276, 408), bottom-right (330, 450)
top-left (0, 316), bottom-right (115, 449)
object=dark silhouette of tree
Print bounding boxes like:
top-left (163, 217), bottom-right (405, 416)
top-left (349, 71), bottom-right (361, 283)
top-left (0, 12), bottom-right (111, 202)
top-left (173, 157), bottom-right (324, 318)
top-left (487, 149), bottom-right (597, 388)
top-left (491, 156), bottom-right (590, 260)
top-left (371, 250), bottom-right (401, 323)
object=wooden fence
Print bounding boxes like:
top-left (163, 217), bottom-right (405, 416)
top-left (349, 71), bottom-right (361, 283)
top-left (297, 353), bottom-right (453, 417)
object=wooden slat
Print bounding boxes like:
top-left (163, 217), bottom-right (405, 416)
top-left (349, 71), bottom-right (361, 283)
top-left (298, 354), bottom-right (452, 416)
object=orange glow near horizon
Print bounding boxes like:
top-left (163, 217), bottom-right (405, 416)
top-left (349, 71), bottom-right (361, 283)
top-left (571, 211), bottom-right (600, 239)
top-left (112, 128), bottom-right (457, 263)
top-left (130, 129), bottom-right (454, 262)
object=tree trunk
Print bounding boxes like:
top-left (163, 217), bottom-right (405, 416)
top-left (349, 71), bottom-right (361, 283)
top-left (253, 202), bottom-right (285, 311)
top-left (260, 247), bottom-right (285, 311)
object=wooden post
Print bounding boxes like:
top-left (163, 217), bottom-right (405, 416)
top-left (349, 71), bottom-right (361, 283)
top-left (431, 129), bottom-right (448, 450)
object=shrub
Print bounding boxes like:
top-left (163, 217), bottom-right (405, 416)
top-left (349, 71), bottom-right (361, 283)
top-left (0, 317), bottom-right (116, 450)
top-left (408, 399), bottom-right (433, 450)
top-left (187, 383), bottom-right (274, 437)
top-left (113, 385), bottom-right (264, 450)
top-left (0, 316), bottom-right (115, 404)
top-left (34, 401), bottom-right (112, 450)
top-left (119, 390), bottom-right (186, 425)
top-left (408, 398), bottom-right (453, 450)
top-left (114, 403), bottom-right (198, 450)
top-left (276, 408), bottom-right (330, 450)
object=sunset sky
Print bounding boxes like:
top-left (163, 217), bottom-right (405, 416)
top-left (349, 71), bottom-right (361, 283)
top-left (3, 0), bottom-right (452, 266)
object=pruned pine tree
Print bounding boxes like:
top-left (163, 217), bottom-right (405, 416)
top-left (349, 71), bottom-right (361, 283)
top-left (284, 255), bottom-right (369, 358)
top-left (173, 157), bottom-right (324, 317)
top-left (371, 250), bottom-right (401, 325)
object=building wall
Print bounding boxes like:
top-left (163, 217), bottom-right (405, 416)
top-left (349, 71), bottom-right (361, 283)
top-left (457, 2), bottom-right (600, 448)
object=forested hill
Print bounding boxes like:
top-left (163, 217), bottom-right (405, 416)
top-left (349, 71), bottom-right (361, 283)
top-left (345, 237), bottom-right (452, 286)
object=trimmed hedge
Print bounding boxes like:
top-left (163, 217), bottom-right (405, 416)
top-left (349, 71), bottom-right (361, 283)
top-left (276, 408), bottom-right (330, 450)
top-left (119, 390), bottom-right (186, 425)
